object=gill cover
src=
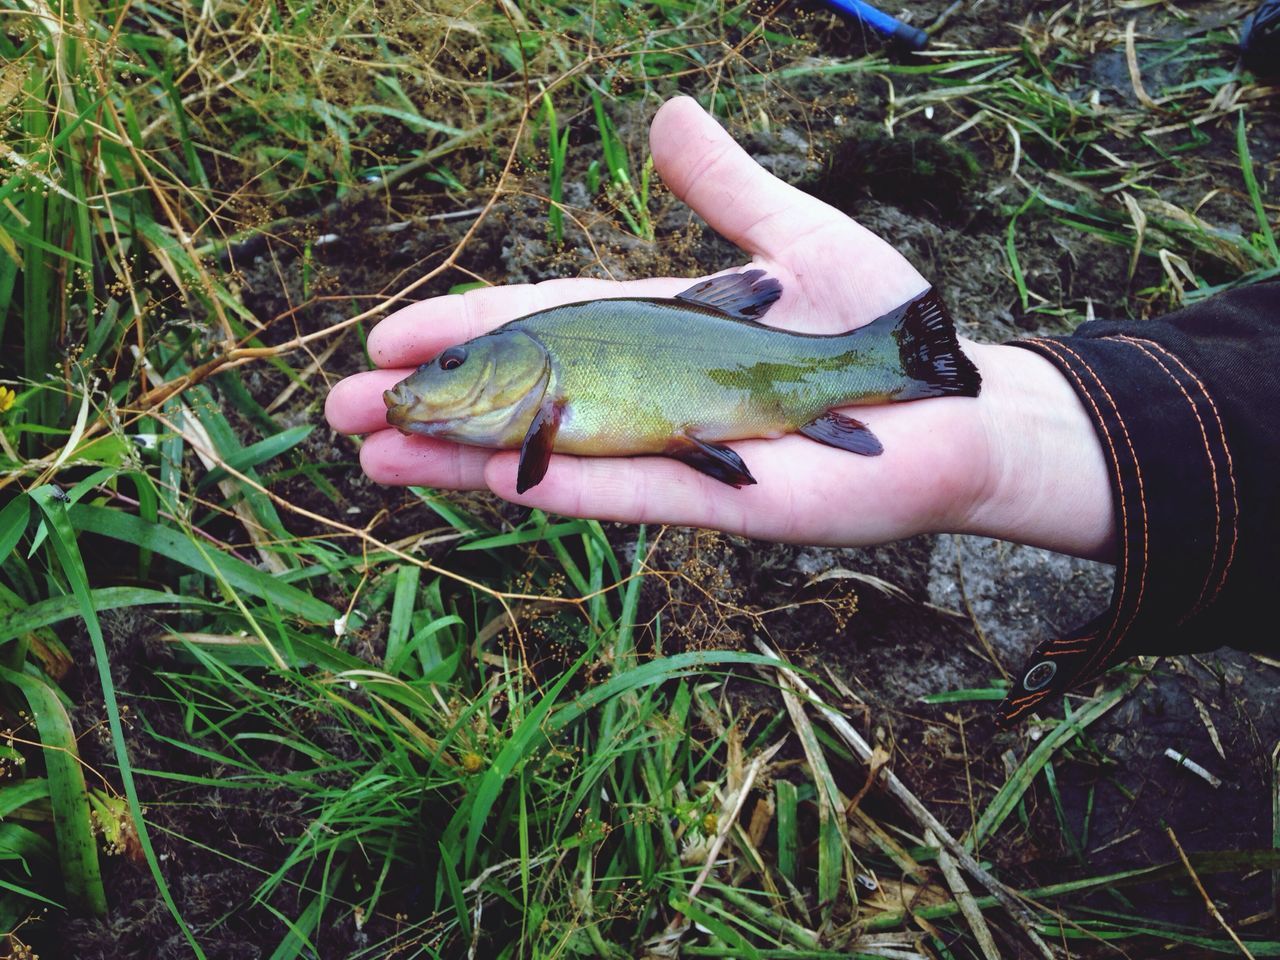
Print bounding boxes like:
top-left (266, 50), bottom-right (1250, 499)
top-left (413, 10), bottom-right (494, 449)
top-left (384, 330), bottom-right (551, 446)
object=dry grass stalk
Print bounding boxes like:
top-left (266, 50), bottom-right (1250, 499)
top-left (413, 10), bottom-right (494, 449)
top-left (131, 346), bottom-right (288, 575)
top-left (929, 827), bottom-right (1002, 960)
top-left (1122, 19), bottom-right (1159, 111)
top-left (687, 741), bottom-right (782, 900)
top-left (755, 639), bottom-right (1056, 959)
top-left (1168, 826), bottom-right (1257, 959)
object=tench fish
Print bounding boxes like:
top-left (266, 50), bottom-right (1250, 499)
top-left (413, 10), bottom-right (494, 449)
top-left (383, 270), bottom-right (980, 492)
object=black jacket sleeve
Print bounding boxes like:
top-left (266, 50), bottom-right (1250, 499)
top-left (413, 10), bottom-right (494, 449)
top-left (995, 281), bottom-right (1280, 726)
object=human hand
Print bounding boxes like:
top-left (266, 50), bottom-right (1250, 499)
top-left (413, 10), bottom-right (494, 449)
top-left (326, 96), bottom-right (1115, 558)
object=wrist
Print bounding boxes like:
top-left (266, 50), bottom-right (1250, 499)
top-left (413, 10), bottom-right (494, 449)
top-left (953, 342), bottom-right (1117, 562)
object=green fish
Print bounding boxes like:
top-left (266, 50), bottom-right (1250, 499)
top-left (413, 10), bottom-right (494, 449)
top-left (384, 271), bottom-right (980, 492)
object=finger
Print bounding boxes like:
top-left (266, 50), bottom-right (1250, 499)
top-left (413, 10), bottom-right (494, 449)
top-left (368, 275), bottom-right (691, 368)
top-left (480, 433), bottom-right (930, 546)
top-left (325, 368), bottom-right (413, 435)
top-left (650, 96), bottom-right (856, 262)
top-left (359, 429), bottom-right (493, 490)
top-left (483, 446), bottom-right (771, 537)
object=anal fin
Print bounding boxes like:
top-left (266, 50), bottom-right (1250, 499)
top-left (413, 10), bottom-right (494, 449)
top-left (799, 411), bottom-right (883, 456)
top-left (517, 401), bottom-right (563, 493)
top-left (668, 436), bottom-right (757, 487)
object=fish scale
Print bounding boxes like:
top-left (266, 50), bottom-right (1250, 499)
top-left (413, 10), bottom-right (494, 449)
top-left (527, 300), bottom-right (900, 451)
top-left (384, 271), bottom-right (981, 492)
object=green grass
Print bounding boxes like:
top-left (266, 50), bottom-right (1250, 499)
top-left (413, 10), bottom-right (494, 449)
top-left (758, 21), bottom-right (1274, 314)
top-left (136, 520), bottom-right (792, 957)
top-left (591, 89), bottom-right (655, 242)
top-left (539, 92), bottom-right (571, 244)
top-left (0, 0), bottom-right (1276, 955)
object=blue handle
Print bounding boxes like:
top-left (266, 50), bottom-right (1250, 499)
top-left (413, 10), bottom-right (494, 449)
top-left (823, 0), bottom-right (930, 50)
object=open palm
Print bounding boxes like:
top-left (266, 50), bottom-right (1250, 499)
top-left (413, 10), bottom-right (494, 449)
top-left (326, 96), bottom-right (1000, 546)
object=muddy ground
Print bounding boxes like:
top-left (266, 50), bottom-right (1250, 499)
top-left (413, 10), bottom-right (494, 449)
top-left (48, 0), bottom-right (1280, 955)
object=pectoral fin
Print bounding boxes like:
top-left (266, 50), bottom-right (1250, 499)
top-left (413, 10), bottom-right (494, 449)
top-left (668, 436), bottom-right (757, 487)
top-left (517, 401), bottom-right (564, 493)
top-left (799, 412), bottom-right (883, 456)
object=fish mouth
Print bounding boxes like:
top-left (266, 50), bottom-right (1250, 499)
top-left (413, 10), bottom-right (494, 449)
top-left (384, 389), bottom-right (460, 438)
top-left (383, 383), bottom-right (418, 410)
top-left (383, 387), bottom-right (415, 432)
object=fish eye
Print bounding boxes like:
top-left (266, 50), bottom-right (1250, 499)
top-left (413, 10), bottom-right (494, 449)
top-left (439, 346), bottom-right (468, 371)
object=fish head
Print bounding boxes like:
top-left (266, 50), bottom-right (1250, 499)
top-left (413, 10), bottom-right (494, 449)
top-left (384, 330), bottom-right (551, 446)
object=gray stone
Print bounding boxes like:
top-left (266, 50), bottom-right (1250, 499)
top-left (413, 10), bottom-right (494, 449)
top-left (926, 534), bottom-right (1113, 664)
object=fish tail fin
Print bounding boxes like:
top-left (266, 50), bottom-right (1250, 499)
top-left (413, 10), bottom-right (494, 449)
top-left (862, 288), bottom-right (981, 399)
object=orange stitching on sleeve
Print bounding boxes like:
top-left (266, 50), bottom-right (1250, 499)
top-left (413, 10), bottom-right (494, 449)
top-left (1043, 635), bottom-right (1097, 654)
top-left (1123, 336), bottom-right (1239, 610)
top-left (1007, 691), bottom-right (1048, 709)
top-left (1046, 633), bottom-right (1098, 652)
top-left (1114, 337), bottom-right (1221, 620)
top-left (1019, 339), bottom-right (1129, 676)
top-left (1002, 696), bottom-right (1047, 722)
top-left (1031, 339), bottom-right (1146, 678)
top-left (1041, 643), bottom-right (1093, 655)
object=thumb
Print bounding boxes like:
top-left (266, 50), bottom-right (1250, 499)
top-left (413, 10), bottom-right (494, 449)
top-left (649, 96), bottom-right (843, 260)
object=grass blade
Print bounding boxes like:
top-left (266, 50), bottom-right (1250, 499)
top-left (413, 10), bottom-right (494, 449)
top-left (68, 504), bottom-right (337, 623)
top-left (0, 666), bottom-right (103, 913)
top-left (0, 494), bottom-right (29, 561)
top-left (967, 675), bottom-right (1140, 851)
top-left (1237, 109), bottom-right (1278, 265)
top-left (32, 485), bottom-right (206, 956)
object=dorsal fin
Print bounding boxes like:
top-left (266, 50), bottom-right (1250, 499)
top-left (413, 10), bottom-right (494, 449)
top-left (675, 270), bottom-right (782, 320)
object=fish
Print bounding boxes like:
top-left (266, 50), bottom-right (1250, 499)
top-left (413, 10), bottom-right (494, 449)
top-left (383, 270), bottom-right (980, 493)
